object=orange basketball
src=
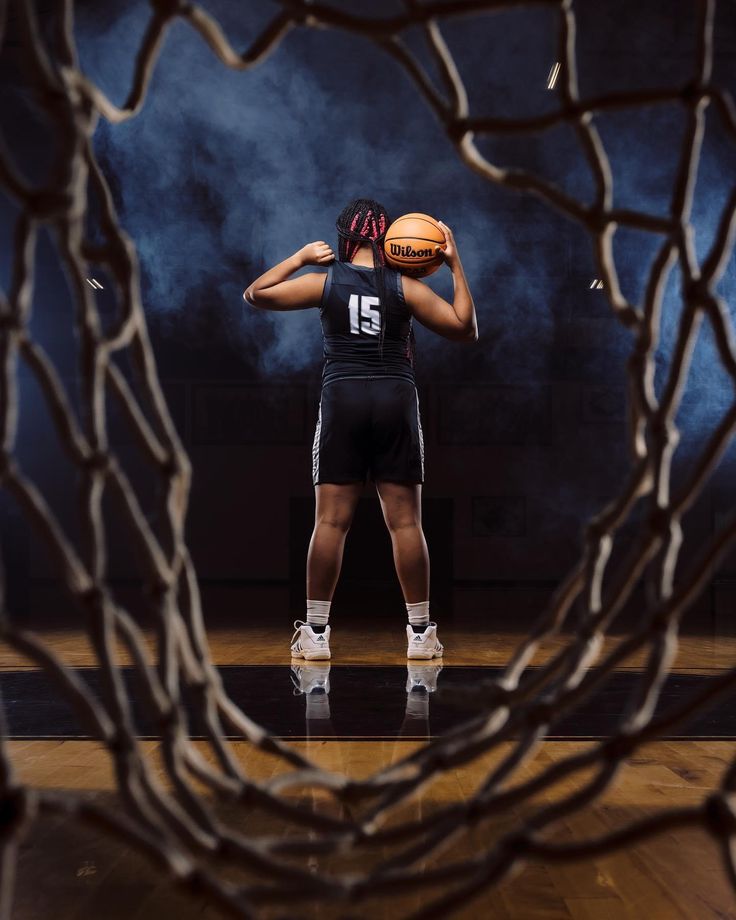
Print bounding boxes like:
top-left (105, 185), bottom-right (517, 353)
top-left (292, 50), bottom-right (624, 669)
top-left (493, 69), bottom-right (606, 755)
top-left (383, 213), bottom-right (446, 278)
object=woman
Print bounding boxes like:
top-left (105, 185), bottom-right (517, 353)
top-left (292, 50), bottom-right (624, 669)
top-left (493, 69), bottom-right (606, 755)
top-left (244, 198), bottom-right (477, 661)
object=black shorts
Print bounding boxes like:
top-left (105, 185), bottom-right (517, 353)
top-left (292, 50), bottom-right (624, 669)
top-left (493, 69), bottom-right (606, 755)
top-left (311, 377), bottom-right (425, 486)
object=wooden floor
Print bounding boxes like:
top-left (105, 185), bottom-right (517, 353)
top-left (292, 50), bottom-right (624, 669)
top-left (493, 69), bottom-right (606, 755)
top-left (2, 623), bottom-right (735, 672)
top-left (4, 624), bottom-right (736, 918)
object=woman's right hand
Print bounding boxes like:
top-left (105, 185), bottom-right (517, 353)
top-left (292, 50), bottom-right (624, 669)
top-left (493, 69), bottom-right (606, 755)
top-left (438, 220), bottom-right (458, 268)
top-left (298, 241), bottom-right (335, 266)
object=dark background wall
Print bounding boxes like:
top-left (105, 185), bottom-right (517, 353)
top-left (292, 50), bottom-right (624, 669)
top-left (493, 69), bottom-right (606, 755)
top-left (2, 0), bottom-right (736, 628)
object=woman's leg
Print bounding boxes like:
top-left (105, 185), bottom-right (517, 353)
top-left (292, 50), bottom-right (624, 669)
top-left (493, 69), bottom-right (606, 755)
top-left (306, 482), bottom-right (365, 600)
top-left (374, 481), bottom-right (429, 603)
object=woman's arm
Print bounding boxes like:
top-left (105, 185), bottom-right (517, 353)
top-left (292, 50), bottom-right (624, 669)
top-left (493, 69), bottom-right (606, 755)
top-left (243, 241), bottom-right (334, 311)
top-left (401, 222), bottom-right (478, 341)
top-left (438, 221), bottom-right (477, 339)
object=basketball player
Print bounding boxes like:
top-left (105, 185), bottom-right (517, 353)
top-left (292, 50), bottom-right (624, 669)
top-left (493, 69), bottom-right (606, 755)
top-left (243, 198), bottom-right (477, 661)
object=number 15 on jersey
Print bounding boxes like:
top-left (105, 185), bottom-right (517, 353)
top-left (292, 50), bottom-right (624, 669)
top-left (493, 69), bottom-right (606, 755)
top-left (348, 294), bottom-right (381, 337)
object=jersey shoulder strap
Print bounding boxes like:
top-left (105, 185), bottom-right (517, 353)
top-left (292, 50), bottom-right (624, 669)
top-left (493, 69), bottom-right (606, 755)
top-left (319, 264), bottom-right (334, 311)
top-left (392, 266), bottom-right (406, 304)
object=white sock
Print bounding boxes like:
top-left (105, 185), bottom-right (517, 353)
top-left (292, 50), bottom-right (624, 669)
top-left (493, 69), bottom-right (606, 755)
top-left (306, 599), bottom-right (331, 629)
top-left (406, 600), bottom-right (430, 631)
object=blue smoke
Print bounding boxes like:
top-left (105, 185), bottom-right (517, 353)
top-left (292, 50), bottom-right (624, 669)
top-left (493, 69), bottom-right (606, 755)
top-left (70, 0), bottom-right (736, 457)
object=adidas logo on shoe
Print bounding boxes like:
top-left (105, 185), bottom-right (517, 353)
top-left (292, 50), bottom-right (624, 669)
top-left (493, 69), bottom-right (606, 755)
top-left (291, 620), bottom-right (331, 660)
top-left (407, 622), bottom-right (443, 660)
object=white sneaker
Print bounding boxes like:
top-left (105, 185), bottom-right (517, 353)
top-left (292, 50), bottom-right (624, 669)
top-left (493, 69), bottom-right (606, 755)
top-left (406, 622), bottom-right (444, 660)
top-left (290, 620), bottom-right (331, 660)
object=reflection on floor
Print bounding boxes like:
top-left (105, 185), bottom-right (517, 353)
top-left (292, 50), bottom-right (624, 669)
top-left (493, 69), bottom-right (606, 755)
top-left (3, 663), bottom-right (736, 740)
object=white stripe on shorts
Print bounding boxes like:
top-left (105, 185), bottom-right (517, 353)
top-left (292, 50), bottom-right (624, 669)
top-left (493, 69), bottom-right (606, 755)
top-left (311, 395), bottom-right (323, 484)
top-left (415, 386), bottom-right (424, 479)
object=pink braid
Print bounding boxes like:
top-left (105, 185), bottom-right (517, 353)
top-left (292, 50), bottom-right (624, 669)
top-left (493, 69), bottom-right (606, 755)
top-left (345, 207), bottom-right (388, 264)
top-left (347, 212), bottom-right (362, 262)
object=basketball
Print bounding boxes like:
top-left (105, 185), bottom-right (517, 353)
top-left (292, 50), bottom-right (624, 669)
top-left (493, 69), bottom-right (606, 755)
top-left (383, 212), bottom-right (447, 277)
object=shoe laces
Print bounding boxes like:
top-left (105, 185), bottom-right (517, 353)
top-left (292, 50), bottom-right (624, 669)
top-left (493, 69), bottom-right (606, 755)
top-left (291, 620), bottom-right (307, 647)
top-left (290, 666), bottom-right (304, 694)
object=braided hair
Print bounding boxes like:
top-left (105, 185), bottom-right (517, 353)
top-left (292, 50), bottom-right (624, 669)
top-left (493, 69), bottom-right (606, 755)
top-left (335, 197), bottom-right (416, 368)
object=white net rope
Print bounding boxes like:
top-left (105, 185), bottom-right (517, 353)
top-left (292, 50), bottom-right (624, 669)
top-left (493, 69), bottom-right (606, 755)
top-left (2, 0), bottom-right (736, 916)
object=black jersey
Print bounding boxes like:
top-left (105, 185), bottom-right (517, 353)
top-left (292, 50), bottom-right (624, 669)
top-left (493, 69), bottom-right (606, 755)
top-left (318, 261), bottom-right (415, 387)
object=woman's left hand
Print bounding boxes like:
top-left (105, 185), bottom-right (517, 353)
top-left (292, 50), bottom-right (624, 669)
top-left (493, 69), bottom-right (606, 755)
top-left (298, 241), bottom-right (335, 266)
